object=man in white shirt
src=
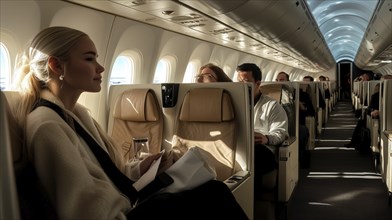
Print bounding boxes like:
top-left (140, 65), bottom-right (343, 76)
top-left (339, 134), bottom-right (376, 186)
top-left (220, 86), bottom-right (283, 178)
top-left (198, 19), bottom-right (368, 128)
top-left (236, 63), bottom-right (289, 189)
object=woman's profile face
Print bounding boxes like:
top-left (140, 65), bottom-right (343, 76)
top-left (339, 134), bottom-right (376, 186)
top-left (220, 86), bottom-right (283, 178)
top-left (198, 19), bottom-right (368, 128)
top-left (61, 36), bottom-right (104, 93)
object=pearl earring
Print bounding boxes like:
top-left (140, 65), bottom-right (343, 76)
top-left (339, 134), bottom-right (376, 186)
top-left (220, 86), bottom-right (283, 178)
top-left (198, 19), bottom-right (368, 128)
top-left (59, 75), bottom-right (64, 81)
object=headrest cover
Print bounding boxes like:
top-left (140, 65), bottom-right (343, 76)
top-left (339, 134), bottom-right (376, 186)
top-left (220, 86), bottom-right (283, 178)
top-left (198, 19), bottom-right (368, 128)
top-left (259, 84), bottom-right (282, 103)
top-left (113, 89), bottom-right (160, 122)
top-left (179, 88), bottom-right (234, 122)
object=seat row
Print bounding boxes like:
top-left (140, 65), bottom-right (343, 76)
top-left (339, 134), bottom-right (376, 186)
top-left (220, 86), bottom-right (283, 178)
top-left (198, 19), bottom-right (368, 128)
top-left (1, 83), bottom-right (256, 219)
top-left (1, 81), bottom-right (307, 219)
top-left (352, 79), bottom-right (392, 203)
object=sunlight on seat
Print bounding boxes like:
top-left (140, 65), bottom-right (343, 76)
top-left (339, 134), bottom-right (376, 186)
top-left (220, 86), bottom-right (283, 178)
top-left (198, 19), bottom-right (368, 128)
top-left (209, 131), bottom-right (222, 137)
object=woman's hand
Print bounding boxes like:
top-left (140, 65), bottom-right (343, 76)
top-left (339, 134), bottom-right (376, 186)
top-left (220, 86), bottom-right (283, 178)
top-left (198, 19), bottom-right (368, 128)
top-left (139, 153), bottom-right (163, 175)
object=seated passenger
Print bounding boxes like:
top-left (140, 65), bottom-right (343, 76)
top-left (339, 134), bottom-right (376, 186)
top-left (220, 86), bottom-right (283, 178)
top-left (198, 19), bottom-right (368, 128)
top-left (354, 72), bottom-right (372, 82)
top-left (13, 26), bottom-right (247, 219)
top-left (303, 75), bottom-right (326, 110)
top-left (236, 63), bottom-right (289, 190)
top-left (196, 63), bottom-right (232, 83)
top-left (318, 75), bottom-right (331, 99)
top-left (276, 71), bottom-right (313, 168)
top-left (344, 83), bottom-right (380, 153)
top-left (276, 71), bottom-right (290, 82)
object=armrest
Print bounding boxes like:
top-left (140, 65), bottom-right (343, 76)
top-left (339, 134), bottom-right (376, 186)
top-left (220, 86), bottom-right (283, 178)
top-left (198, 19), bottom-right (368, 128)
top-left (384, 130), bottom-right (392, 140)
top-left (282, 136), bottom-right (296, 146)
top-left (224, 170), bottom-right (253, 219)
top-left (278, 136), bottom-right (298, 202)
top-left (224, 170), bottom-right (251, 190)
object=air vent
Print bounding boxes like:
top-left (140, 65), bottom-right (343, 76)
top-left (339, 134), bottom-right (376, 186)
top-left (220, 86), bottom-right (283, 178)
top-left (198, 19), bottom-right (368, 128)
top-left (170, 14), bottom-right (201, 21)
top-left (162, 10), bottom-right (175, 16)
top-left (210, 28), bottom-right (234, 35)
top-left (131, 0), bottom-right (145, 6)
top-left (176, 18), bottom-right (208, 28)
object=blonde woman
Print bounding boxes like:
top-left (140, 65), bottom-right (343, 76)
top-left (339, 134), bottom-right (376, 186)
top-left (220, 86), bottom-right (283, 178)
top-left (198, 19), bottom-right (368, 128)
top-left (14, 26), bottom-right (247, 219)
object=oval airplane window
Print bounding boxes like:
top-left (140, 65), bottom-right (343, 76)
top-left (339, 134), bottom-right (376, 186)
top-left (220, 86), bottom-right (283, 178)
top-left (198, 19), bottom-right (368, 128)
top-left (0, 43), bottom-right (11, 90)
top-left (233, 70), bottom-right (239, 82)
top-left (223, 65), bottom-right (233, 80)
top-left (109, 56), bottom-right (133, 85)
top-left (153, 59), bottom-right (169, 83)
top-left (183, 62), bottom-right (196, 83)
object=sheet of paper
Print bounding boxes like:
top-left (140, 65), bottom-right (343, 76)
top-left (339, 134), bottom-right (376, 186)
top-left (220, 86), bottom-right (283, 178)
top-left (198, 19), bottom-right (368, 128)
top-left (132, 150), bottom-right (164, 191)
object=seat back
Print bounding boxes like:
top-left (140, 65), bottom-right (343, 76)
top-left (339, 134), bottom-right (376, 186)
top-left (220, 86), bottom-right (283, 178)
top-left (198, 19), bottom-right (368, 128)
top-left (172, 87), bottom-right (237, 181)
top-left (300, 83), bottom-right (316, 150)
top-left (260, 83), bottom-right (296, 137)
top-left (259, 82), bottom-right (299, 202)
top-left (259, 83), bottom-right (282, 104)
top-left (2, 91), bottom-right (57, 219)
top-left (2, 91), bottom-right (25, 167)
top-left (380, 80), bottom-right (392, 191)
top-left (108, 88), bottom-right (163, 161)
top-left (0, 91), bottom-right (21, 220)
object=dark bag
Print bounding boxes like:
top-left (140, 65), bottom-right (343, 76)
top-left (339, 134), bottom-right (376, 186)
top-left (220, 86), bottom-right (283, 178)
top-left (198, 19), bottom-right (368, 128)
top-left (127, 180), bottom-right (248, 220)
top-left (352, 119), bottom-right (370, 154)
top-left (357, 126), bottom-right (371, 154)
top-left (17, 165), bottom-right (58, 220)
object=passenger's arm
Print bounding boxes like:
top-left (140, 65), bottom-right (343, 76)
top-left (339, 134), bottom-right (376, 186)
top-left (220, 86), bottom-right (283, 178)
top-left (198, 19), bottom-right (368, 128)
top-left (254, 131), bottom-right (268, 145)
top-left (265, 103), bottom-right (289, 146)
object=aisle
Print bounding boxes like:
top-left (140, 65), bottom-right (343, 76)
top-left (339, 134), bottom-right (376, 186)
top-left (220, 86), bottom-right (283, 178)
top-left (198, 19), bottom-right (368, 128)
top-left (288, 100), bottom-right (392, 220)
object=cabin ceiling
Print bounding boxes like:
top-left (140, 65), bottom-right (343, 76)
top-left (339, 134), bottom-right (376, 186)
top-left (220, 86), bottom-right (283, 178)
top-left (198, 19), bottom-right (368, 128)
top-left (66, 0), bottom-right (392, 73)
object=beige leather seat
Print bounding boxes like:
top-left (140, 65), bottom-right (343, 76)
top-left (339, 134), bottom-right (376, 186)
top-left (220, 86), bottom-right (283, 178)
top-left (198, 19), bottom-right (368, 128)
top-left (2, 91), bottom-right (57, 219)
top-left (300, 83), bottom-right (316, 150)
top-left (171, 87), bottom-right (239, 181)
top-left (2, 91), bottom-right (25, 168)
top-left (108, 88), bottom-right (163, 161)
top-left (365, 82), bottom-right (381, 155)
top-left (0, 91), bottom-right (20, 220)
top-left (380, 80), bottom-right (392, 195)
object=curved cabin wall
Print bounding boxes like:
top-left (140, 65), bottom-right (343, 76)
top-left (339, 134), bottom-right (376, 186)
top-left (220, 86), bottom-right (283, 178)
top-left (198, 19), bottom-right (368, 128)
top-left (354, 0), bottom-right (392, 71)
top-left (1, 0), bottom-right (335, 130)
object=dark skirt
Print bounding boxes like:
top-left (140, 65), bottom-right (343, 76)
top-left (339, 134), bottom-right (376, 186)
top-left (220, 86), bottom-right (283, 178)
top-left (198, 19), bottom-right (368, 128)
top-left (127, 180), bottom-right (248, 219)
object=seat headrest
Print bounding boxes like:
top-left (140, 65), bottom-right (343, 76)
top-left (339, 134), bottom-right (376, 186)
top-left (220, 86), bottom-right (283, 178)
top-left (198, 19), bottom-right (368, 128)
top-left (113, 89), bottom-right (160, 122)
top-left (179, 88), bottom-right (234, 122)
top-left (259, 84), bottom-right (282, 103)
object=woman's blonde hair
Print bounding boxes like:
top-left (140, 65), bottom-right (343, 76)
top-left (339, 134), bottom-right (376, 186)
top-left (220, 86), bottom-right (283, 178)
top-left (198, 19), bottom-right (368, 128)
top-left (14, 26), bottom-right (87, 124)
